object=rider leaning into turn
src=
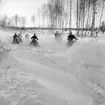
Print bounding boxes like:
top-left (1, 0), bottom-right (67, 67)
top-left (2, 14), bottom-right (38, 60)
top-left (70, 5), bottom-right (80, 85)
top-left (67, 31), bottom-right (78, 41)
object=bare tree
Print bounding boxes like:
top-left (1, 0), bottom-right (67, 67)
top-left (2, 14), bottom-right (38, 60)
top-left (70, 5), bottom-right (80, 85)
top-left (31, 15), bottom-right (36, 27)
top-left (40, 1), bottom-right (54, 28)
top-left (13, 14), bottom-right (20, 27)
top-left (47, 2), bottom-right (55, 28)
top-left (21, 16), bottom-right (27, 27)
top-left (0, 15), bottom-right (8, 27)
top-left (69, 0), bottom-right (72, 29)
top-left (6, 19), bottom-right (12, 26)
top-left (90, 0), bottom-right (101, 36)
top-left (40, 0), bottom-right (66, 30)
top-left (77, 0), bottom-right (102, 37)
top-left (37, 8), bottom-right (41, 27)
top-left (85, 0), bottom-right (91, 28)
top-left (41, 4), bottom-right (48, 27)
top-left (99, 0), bottom-right (105, 26)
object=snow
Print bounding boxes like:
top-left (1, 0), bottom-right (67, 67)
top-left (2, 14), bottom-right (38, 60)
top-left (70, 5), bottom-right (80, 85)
top-left (0, 29), bottom-right (105, 105)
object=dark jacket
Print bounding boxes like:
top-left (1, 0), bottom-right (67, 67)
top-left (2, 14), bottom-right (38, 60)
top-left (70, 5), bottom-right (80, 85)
top-left (31, 34), bottom-right (38, 40)
top-left (13, 33), bottom-right (18, 39)
top-left (67, 34), bottom-right (77, 41)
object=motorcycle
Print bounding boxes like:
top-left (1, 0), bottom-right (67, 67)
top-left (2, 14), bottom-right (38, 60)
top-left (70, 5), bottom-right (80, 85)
top-left (55, 35), bottom-right (62, 42)
top-left (18, 34), bottom-right (23, 43)
top-left (55, 33), bottom-right (62, 43)
top-left (12, 37), bottom-right (20, 44)
top-left (25, 34), bottom-right (29, 39)
top-left (67, 40), bottom-right (76, 47)
top-left (29, 39), bottom-right (39, 47)
top-left (18, 37), bottom-right (22, 43)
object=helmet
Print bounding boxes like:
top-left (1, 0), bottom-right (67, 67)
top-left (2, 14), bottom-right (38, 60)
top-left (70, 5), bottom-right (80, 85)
top-left (34, 33), bottom-right (36, 36)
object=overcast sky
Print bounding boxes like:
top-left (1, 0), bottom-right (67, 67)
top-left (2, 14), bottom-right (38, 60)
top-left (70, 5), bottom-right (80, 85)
top-left (0, 0), bottom-right (48, 26)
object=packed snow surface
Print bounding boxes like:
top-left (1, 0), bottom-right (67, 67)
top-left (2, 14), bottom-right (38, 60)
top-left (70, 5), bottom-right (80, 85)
top-left (0, 29), bottom-right (105, 105)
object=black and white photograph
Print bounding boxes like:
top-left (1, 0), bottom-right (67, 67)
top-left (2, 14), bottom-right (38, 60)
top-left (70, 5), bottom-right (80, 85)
top-left (0, 0), bottom-right (105, 105)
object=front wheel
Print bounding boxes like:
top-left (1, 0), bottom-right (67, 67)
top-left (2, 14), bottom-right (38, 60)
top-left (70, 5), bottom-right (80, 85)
top-left (29, 40), bottom-right (39, 47)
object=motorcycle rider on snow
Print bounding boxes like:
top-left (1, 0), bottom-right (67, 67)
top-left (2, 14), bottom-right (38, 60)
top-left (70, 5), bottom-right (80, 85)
top-left (12, 33), bottom-right (19, 44)
top-left (31, 33), bottom-right (38, 40)
top-left (30, 33), bottom-right (39, 46)
top-left (67, 31), bottom-right (78, 41)
top-left (67, 31), bottom-right (78, 47)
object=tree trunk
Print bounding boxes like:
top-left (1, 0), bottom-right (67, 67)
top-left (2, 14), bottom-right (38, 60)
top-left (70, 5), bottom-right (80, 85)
top-left (99, 0), bottom-right (104, 26)
top-left (76, 0), bottom-right (78, 29)
top-left (86, 0), bottom-right (90, 28)
top-left (76, 0), bottom-right (79, 36)
top-left (69, 0), bottom-right (72, 30)
top-left (62, 21), bottom-right (64, 33)
top-left (82, 7), bottom-right (85, 37)
top-left (91, 1), bottom-right (96, 37)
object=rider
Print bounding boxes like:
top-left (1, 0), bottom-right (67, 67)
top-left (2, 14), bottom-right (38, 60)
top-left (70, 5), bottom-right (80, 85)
top-left (31, 33), bottom-right (39, 41)
top-left (13, 33), bottom-right (18, 44)
top-left (67, 31), bottom-right (78, 41)
top-left (18, 33), bottom-right (22, 42)
top-left (25, 34), bottom-right (29, 38)
top-left (30, 33), bottom-right (39, 46)
top-left (54, 31), bottom-right (60, 37)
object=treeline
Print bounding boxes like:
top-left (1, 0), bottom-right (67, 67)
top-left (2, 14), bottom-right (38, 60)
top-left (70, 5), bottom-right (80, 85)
top-left (38, 0), bottom-right (105, 36)
top-left (0, 14), bottom-right (36, 27)
top-left (1, 0), bottom-right (105, 37)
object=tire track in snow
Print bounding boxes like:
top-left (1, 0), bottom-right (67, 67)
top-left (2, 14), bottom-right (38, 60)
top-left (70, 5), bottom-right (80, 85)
top-left (9, 42), bottom-right (94, 105)
top-left (12, 48), bottom-right (67, 73)
top-left (12, 56), bottom-right (92, 105)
